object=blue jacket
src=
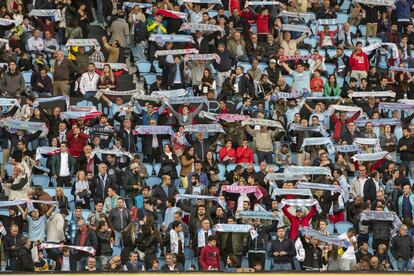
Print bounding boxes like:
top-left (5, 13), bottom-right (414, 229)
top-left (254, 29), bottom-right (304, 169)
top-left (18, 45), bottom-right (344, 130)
top-left (396, 0), bottom-right (414, 21)
top-left (398, 193), bottom-right (414, 218)
top-left (135, 102), bottom-right (165, 125)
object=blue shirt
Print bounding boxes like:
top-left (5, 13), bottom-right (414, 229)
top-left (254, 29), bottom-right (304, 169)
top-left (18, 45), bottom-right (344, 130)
top-left (402, 196), bottom-right (412, 218)
top-left (28, 215), bottom-right (46, 241)
top-left (290, 70), bottom-right (312, 92)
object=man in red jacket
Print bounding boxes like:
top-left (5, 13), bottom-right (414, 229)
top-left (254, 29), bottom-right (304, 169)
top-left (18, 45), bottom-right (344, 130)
top-left (282, 206), bottom-right (316, 240)
top-left (349, 41), bottom-right (369, 82)
top-left (199, 236), bottom-right (220, 271)
top-left (331, 110), bottom-right (361, 142)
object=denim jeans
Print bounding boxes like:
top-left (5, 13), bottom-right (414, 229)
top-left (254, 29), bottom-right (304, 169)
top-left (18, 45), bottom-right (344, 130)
top-left (272, 262), bottom-right (292, 271)
top-left (96, 0), bottom-right (104, 23)
top-left (133, 41), bottom-right (147, 61)
top-left (96, 255), bottom-right (111, 270)
top-left (257, 150), bottom-right (273, 164)
top-left (402, 161), bottom-right (414, 178)
top-left (397, 259), bottom-right (413, 271)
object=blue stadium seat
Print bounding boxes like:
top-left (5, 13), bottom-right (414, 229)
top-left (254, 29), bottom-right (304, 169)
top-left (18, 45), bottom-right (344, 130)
top-left (143, 163), bottom-right (154, 176)
top-left (135, 60), bottom-right (152, 75)
top-left (144, 73), bottom-right (157, 86)
top-left (326, 63), bottom-right (335, 75)
top-left (336, 13), bottom-right (349, 24)
top-left (32, 175), bottom-right (50, 188)
top-left (146, 176), bottom-right (162, 187)
top-left (218, 164), bottom-right (226, 180)
top-left (153, 163), bottom-right (161, 176)
top-left (335, 221), bottom-right (353, 234)
top-left (153, 60), bottom-right (163, 75)
top-left (5, 163), bottom-right (12, 177)
top-left (238, 62), bottom-right (252, 72)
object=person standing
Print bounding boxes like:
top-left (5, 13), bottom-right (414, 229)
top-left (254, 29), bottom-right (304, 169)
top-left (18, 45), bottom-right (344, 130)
top-left (52, 50), bottom-right (77, 96)
top-left (391, 224), bottom-right (414, 271)
top-left (15, 237), bottom-right (34, 272)
top-left (269, 227), bottom-right (296, 271)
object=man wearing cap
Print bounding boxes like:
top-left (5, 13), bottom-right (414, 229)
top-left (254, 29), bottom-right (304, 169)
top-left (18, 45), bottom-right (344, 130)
top-left (282, 205), bottom-right (316, 240)
top-left (123, 162), bottom-right (145, 203)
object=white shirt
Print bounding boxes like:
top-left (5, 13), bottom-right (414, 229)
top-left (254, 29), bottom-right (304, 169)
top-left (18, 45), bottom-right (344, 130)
top-left (61, 256), bottom-right (71, 271)
top-left (79, 72), bottom-right (100, 94)
top-left (59, 152), bottom-right (70, 176)
top-left (339, 232), bottom-right (356, 260)
top-left (26, 37), bottom-right (44, 52)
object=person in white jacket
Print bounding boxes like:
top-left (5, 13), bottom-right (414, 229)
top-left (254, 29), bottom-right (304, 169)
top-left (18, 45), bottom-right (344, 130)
top-left (294, 237), bottom-right (305, 270)
top-left (339, 228), bottom-right (357, 270)
top-left (170, 221), bottom-right (185, 266)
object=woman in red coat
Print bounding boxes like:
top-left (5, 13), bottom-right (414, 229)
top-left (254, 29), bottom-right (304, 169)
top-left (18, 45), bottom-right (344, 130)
top-left (219, 140), bottom-right (236, 164)
top-left (236, 139), bottom-right (254, 163)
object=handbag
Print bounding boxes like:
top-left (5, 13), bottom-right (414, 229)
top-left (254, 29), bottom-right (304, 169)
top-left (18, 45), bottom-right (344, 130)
top-left (160, 165), bottom-right (173, 174)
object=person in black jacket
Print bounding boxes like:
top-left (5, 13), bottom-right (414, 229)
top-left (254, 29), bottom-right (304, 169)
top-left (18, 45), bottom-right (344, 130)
top-left (15, 236), bottom-right (34, 272)
top-left (363, 170), bottom-right (380, 204)
top-left (0, 127), bottom-right (42, 154)
top-left (95, 220), bottom-right (113, 270)
top-left (152, 175), bottom-right (179, 216)
top-left (90, 163), bottom-right (115, 204)
top-left (116, 119), bottom-right (137, 153)
top-left (232, 66), bottom-right (254, 99)
top-left (213, 43), bottom-right (236, 89)
top-left (301, 235), bottom-right (323, 271)
top-left (30, 67), bottom-right (53, 97)
top-left (47, 246), bottom-right (77, 272)
top-left (3, 224), bottom-right (22, 270)
top-left (247, 218), bottom-right (278, 268)
top-left (162, 55), bottom-right (186, 89)
top-left (328, 47), bottom-right (350, 77)
top-left (398, 128), bottom-right (414, 177)
top-left (159, 144), bottom-right (179, 180)
top-left (391, 224), bottom-right (414, 271)
top-left (269, 227), bottom-right (296, 271)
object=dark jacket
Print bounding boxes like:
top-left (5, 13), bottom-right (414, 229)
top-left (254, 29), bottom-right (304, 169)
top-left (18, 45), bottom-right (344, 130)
top-left (30, 71), bottom-right (52, 93)
top-left (96, 231), bottom-right (113, 256)
top-left (108, 207), bottom-right (130, 232)
top-left (117, 128), bottom-right (137, 153)
top-left (363, 178), bottom-right (377, 203)
top-left (391, 234), bottom-right (414, 261)
top-left (302, 237), bottom-right (323, 269)
top-left (152, 184), bottom-right (179, 211)
top-left (160, 263), bottom-right (184, 272)
top-left (91, 173), bottom-right (115, 203)
top-left (159, 152), bottom-right (179, 179)
top-left (164, 62), bottom-right (185, 87)
top-left (3, 234), bottom-right (22, 261)
top-left (73, 228), bottom-right (98, 258)
top-left (371, 220), bottom-right (392, 240)
top-left (247, 220), bottom-right (278, 252)
top-left (269, 238), bottom-right (296, 263)
top-left (50, 152), bottom-right (76, 177)
top-left (123, 171), bottom-right (144, 199)
top-left (397, 136), bottom-right (414, 162)
top-left (0, 128), bottom-right (41, 153)
top-left (213, 50), bottom-right (235, 72)
top-left (16, 246), bottom-right (34, 272)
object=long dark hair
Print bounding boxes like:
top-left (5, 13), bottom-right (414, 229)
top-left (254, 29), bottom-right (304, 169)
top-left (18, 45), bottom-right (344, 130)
top-left (142, 215), bottom-right (160, 242)
top-left (183, 146), bottom-right (194, 160)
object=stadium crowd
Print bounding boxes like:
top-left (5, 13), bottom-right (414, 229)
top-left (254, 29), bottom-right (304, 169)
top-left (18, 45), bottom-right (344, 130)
top-left (0, 0), bottom-right (414, 272)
